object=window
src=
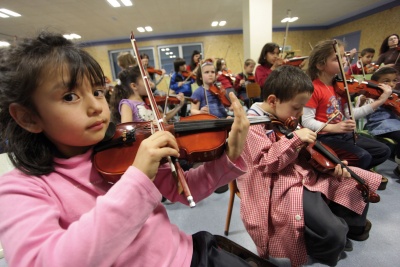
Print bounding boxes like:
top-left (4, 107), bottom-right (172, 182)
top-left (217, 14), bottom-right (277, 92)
top-left (158, 43), bottom-right (202, 75)
top-left (108, 47), bottom-right (155, 80)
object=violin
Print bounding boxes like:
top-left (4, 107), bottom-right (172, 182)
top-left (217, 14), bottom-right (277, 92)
top-left (269, 117), bottom-right (380, 203)
top-left (144, 95), bottom-right (199, 106)
top-left (182, 70), bottom-right (196, 80)
top-left (283, 56), bottom-right (309, 67)
top-left (245, 74), bottom-right (255, 82)
top-left (363, 64), bottom-right (379, 74)
top-left (220, 69), bottom-right (236, 82)
top-left (334, 76), bottom-right (400, 116)
top-left (93, 115), bottom-right (271, 182)
top-left (147, 67), bottom-right (163, 76)
top-left (209, 82), bottom-right (231, 107)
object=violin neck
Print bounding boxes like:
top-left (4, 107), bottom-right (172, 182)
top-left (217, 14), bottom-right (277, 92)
top-left (173, 116), bottom-right (271, 133)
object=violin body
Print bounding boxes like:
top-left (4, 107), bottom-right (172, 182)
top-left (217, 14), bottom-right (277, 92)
top-left (334, 77), bottom-right (400, 116)
top-left (182, 70), bottom-right (196, 80)
top-left (144, 95), bottom-right (198, 106)
top-left (147, 67), bottom-right (163, 76)
top-left (221, 69), bottom-right (236, 82)
top-left (209, 83), bottom-right (231, 107)
top-left (283, 56), bottom-right (309, 67)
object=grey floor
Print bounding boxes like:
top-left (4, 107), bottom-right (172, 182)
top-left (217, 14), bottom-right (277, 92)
top-left (0, 159), bottom-right (399, 267)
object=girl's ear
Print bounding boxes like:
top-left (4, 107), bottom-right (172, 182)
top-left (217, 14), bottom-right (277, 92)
top-left (130, 82), bottom-right (138, 92)
top-left (9, 103), bottom-right (43, 133)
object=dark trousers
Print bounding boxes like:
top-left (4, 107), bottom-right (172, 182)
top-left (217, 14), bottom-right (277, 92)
top-left (303, 189), bottom-right (348, 266)
top-left (318, 133), bottom-right (390, 169)
top-left (379, 130), bottom-right (400, 158)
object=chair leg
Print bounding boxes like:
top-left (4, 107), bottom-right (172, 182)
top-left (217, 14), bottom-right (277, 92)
top-left (224, 181), bottom-right (236, 236)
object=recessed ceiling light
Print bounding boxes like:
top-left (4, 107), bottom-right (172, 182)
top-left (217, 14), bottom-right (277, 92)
top-left (137, 27), bottom-right (145, 32)
top-left (120, 0), bottom-right (133, 6)
top-left (211, 21), bottom-right (218, 27)
top-left (144, 26), bottom-right (153, 32)
top-left (219, 21), bottom-right (226, 26)
top-left (0, 9), bottom-right (21, 17)
top-left (107, 0), bottom-right (121, 7)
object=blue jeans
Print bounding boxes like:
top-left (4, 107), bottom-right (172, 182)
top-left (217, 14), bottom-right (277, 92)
top-left (318, 133), bottom-right (390, 169)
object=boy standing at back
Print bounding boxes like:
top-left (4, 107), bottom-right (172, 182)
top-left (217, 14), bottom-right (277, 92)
top-left (239, 65), bottom-right (381, 266)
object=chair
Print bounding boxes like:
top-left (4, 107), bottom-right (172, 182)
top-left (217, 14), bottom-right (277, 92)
top-left (224, 180), bottom-right (241, 236)
top-left (246, 83), bottom-right (261, 107)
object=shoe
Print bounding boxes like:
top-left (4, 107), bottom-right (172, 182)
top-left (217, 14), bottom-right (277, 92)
top-left (344, 238), bottom-right (353, 252)
top-left (378, 177), bottom-right (388, 191)
top-left (214, 184), bottom-right (229, 194)
top-left (347, 219), bottom-right (372, 241)
top-left (161, 196), bottom-right (174, 205)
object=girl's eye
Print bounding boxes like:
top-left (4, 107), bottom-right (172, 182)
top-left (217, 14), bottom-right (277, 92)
top-left (63, 93), bottom-right (79, 102)
top-left (94, 89), bottom-right (105, 97)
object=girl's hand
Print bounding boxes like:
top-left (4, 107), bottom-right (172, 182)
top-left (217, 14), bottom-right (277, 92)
top-left (331, 161), bottom-right (350, 181)
top-left (200, 105), bottom-right (209, 114)
top-left (377, 83), bottom-right (393, 100)
top-left (176, 93), bottom-right (185, 106)
top-left (294, 128), bottom-right (317, 143)
top-left (226, 92), bottom-right (250, 161)
top-left (132, 131), bottom-right (180, 180)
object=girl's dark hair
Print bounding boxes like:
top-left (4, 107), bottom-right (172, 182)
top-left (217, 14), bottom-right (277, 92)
top-left (216, 58), bottom-right (225, 72)
top-left (307, 39), bottom-right (344, 81)
top-left (140, 53), bottom-right (149, 60)
top-left (258, 43), bottom-right (280, 66)
top-left (262, 65), bottom-right (314, 103)
top-left (173, 58), bottom-right (186, 72)
top-left (0, 31), bottom-right (105, 175)
top-left (189, 50), bottom-right (201, 71)
top-left (379, 34), bottom-right (399, 55)
top-left (110, 65), bottom-right (141, 123)
top-left (371, 66), bottom-right (398, 81)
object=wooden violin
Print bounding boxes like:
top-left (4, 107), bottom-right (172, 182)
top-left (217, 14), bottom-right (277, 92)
top-left (269, 117), bottom-right (380, 203)
top-left (334, 76), bottom-right (400, 116)
top-left (147, 67), bottom-right (163, 76)
top-left (283, 56), bottom-right (309, 67)
top-left (220, 69), bottom-right (236, 82)
top-left (182, 70), bottom-right (196, 80)
top-left (209, 82), bottom-right (231, 107)
top-left (144, 95), bottom-right (199, 106)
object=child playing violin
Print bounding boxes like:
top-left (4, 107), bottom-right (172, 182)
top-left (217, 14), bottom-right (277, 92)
top-left (346, 48), bottom-right (377, 75)
top-left (216, 58), bottom-right (236, 102)
top-left (187, 50), bottom-right (201, 72)
top-left (141, 53), bottom-right (166, 96)
top-left (356, 67), bottom-right (400, 177)
top-left (169, 58), bottom-right (195, 117)
top-left (240, 65), bottom-right (381, 267)
top-left (110, 65), bottom-right (184, 124)
top-left (234, 58), bottom-right (261, 108)
top-left (191, 59), bottom-right (229, 118)
top-left (301, 40), bottom-right (391, 179)
top-left (0, 31), bottom-right (266, 267)
top-left (255, 43), bottom-right (286, 87)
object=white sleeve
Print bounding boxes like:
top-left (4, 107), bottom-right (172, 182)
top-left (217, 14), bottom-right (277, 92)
top-left (301, 107), bottom-right (326, 131)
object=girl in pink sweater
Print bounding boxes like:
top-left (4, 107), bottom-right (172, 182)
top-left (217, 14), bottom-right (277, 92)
top-left (0, 31), bottom-right (264, 267)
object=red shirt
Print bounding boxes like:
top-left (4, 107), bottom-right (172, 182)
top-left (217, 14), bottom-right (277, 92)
top-left (255, 64), bottom-right (272, 87)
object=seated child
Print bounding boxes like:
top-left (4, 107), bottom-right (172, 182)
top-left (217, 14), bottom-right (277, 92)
top-left (0, 31), bottom-right (268, 267)
top-left (347, 48), bottom-right (377, 75)
top-left (239, 65), bottom-right (381, 267)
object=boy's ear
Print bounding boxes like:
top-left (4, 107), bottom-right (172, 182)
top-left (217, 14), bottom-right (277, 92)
top-left (266, 95), bottom-right (277, 106)
top-left (9, 103), bottom-right (43, 133)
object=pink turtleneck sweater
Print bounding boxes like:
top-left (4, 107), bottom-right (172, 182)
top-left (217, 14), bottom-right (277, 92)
top-left (0, 149), bottom-right (246, 267)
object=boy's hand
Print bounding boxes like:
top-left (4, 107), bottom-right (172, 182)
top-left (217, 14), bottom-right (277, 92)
top-left (132, 131), bottom-right (180, 180)
top-left (294, 128), bottom-right (316, 143)
top-left (226, 92), bottom-right (250, 161)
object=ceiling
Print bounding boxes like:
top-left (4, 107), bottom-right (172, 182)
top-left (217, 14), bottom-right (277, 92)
top-left (0, 0), bottom-right (398, 44)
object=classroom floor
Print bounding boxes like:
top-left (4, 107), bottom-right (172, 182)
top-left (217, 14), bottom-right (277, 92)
top-left (0, 159), bottom-right (399, 267)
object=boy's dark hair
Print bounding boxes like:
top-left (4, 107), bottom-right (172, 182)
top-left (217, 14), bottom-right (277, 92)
top-left (0, 31), bottom-right (105, 175)
top-left (110, 65), bottom-right (142, 123)
top-left (258, 43), bottom-right (280, 66)
top-left (307, 39), bottom-right (344, 81)
top-left (371, 66), bottom-right (398, 81)
top-left (361, 48), bottom-right (375, 56)
top-left (174, 58), bottom-right (186, 72)
top-left (262, 65), bottom-right (314, 103)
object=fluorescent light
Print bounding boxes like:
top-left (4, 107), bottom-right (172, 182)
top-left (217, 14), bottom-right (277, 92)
top-left (281, 16), bottom-right (299, 23)
top-left (289, 17), bottom-right (298, 22)
top-left (211, 21), bottom-right (218, 27)
top-left (63, 33), bottom-right (81, 40)
top-left (0, 41), bottom-right (10, 47)
top-left (0, 13), bottom-right (9, 18)
top-left (107, 0), bottom-right (121, 7)
top-left (137, 27), bottom-right (145, 32)
top-left (219, 21), bottom-right (226, 26)
top-left (281, 18), bottom-right (289, 23)
top-left (0, 9), bottom-right (21, 17)
top-left (144, 26), bottom-right (152, 32)
top-left (120, 0), bottom-right (133, 6)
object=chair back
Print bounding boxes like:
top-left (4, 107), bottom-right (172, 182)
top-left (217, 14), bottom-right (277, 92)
top-left (246, 83), bottom-right (261, 99)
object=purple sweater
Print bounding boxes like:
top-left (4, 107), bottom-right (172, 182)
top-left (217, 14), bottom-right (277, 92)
top-left (0, 149), bottom-right (246, 266)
